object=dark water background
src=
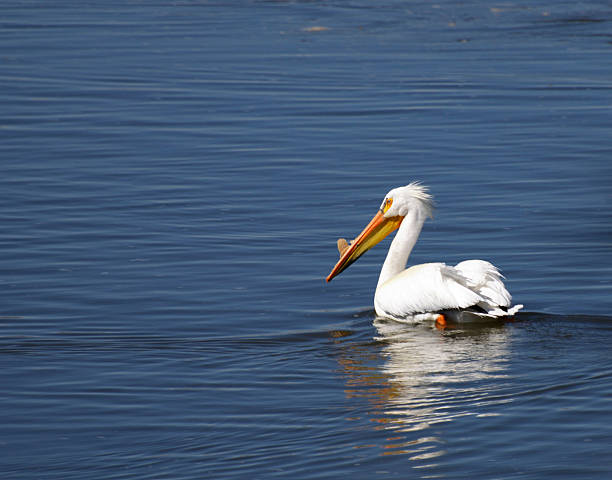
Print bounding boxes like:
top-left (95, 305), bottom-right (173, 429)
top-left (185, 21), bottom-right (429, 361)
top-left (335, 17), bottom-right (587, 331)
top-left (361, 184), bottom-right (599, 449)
top-left (2, 1), bottom-right (612, 478)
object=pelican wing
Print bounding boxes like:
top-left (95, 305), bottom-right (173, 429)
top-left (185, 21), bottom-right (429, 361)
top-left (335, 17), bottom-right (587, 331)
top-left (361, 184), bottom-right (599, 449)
top-left (454, 260), bottom-right (511, 307)
top-left (373, 261), bottom-right (521, 321)
top-left (374, 263), bottom-right (483, 319)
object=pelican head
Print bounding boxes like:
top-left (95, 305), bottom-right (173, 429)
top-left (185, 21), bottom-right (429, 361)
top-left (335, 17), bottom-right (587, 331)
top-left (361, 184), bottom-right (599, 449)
top-left (326, 183), bottom-right (434, 282)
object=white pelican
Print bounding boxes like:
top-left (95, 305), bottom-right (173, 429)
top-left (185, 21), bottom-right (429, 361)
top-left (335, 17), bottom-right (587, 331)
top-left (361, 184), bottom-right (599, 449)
top-left (326, 183), bottom-right (522, 324)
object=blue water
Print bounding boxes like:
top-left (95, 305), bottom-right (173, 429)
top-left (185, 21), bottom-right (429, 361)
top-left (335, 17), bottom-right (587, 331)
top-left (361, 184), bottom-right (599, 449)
top-left (2, 1), bottom-right (612, 478)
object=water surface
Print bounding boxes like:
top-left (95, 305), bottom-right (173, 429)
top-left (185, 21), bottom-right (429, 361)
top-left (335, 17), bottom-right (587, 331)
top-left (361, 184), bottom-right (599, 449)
top-left (1, 1), bottom-right (612, 478)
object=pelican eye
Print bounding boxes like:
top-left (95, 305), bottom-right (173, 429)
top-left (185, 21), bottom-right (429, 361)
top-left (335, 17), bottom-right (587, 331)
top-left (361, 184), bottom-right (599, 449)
top-left (381, 197), bottom-right (393, 214)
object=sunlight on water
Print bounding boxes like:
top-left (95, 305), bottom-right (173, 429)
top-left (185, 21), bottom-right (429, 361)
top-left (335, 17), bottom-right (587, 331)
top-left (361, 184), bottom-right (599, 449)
top-left (331, 313), bottom-right (612, 477)
top-left (1, 0), bottom-right (612, 478)
top-left (336, 319), bottom-right (514, 465)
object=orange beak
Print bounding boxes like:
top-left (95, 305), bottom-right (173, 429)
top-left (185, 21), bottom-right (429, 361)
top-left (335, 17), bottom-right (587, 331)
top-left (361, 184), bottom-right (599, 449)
top-left (326, 210), bottom-right (403, 282)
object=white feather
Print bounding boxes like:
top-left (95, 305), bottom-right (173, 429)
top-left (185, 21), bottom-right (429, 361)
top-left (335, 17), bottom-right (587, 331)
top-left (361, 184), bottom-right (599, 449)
top-left (375, 263), bottom-right (481, 319)
top-left (371, 185), bottom-right (522, 322)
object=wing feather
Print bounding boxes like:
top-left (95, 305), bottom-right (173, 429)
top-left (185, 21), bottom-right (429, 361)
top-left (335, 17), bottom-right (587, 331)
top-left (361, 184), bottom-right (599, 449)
top-left (374, 260), bottom-right (521, 320)
top-left (454, 260), bottom-right (512, 308)
top-left (374, 263), bottom-right (483, 319)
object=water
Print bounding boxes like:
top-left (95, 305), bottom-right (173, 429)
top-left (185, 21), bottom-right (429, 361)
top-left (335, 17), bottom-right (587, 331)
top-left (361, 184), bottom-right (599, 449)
top-left (1, 1), bottom-right (612, 478)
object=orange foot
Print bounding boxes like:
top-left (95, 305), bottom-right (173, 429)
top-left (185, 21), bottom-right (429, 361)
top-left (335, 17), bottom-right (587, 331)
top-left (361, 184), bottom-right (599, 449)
top-left (435, 314), bottom-right (446, 329)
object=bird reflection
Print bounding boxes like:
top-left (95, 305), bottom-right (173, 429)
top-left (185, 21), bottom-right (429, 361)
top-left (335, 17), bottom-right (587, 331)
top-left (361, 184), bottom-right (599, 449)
top-left (335, 318), bottom-right (512, 462)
